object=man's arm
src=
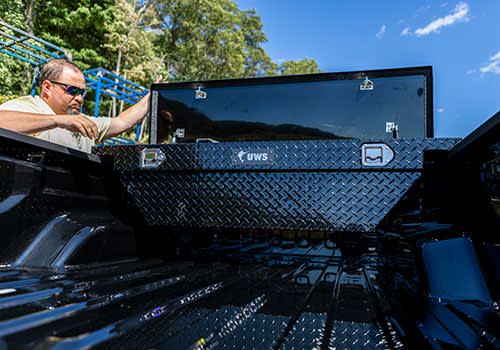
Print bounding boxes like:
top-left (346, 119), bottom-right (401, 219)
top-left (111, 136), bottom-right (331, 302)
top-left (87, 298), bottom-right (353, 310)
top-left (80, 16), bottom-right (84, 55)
top-left (104, 77), bottom-right (161, 139)
top-left (104, 92), bottom-right (150, 139)
top-left (0, 110), bottom-right (99, 139)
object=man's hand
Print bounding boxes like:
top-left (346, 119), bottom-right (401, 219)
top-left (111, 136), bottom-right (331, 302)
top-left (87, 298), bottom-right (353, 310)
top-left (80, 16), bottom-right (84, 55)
top-left (54, 114), bottom-right (99, 139)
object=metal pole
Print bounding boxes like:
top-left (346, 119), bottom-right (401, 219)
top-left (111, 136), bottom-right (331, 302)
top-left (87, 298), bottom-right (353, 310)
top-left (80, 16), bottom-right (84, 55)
top-left (94, 68), bottom-right (102, 117)
top-left (31, 65), bottom-right (39, 96)
top-left (135, 122), bottom-right (142, 142)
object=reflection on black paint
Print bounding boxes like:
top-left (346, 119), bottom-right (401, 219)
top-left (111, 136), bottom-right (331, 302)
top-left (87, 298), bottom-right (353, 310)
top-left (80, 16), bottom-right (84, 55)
top-left (154, 75), bottom-right (427, 143)
top-left (157, 97), bottom-right (343, 143)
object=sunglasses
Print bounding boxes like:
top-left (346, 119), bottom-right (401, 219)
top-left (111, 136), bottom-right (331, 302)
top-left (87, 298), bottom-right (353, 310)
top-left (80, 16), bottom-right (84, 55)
top-left (49, 80), bottom-right (87, 98)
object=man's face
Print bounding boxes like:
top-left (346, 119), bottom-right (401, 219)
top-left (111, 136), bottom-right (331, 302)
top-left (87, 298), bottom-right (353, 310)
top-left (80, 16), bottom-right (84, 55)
top-left (45, 67), bottom-right (86, 115)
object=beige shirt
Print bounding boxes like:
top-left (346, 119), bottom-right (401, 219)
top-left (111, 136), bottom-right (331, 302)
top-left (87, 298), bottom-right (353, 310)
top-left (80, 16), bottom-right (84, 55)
top-left (0, 95), bottom-right (111, 153)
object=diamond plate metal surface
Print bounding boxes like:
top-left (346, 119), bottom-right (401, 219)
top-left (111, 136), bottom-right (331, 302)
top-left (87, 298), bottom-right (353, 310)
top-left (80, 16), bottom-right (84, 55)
top-left (120, 171), bottom-right (420, 231)
top-left (329, 321), bottom-right (385, 349)
top-left (95, 138), bottom-right (459, 171)
top-left (278, 312), bottom-right (326, 349)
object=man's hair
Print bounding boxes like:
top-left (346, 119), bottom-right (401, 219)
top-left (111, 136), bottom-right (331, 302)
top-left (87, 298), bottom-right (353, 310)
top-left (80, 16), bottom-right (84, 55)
top-left (38, 58), bottom-right (83, 88)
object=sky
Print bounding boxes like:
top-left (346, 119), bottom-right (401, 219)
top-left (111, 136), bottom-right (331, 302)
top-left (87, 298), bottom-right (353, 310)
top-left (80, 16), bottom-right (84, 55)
top-left (235, 0), bottom-right (500, 138)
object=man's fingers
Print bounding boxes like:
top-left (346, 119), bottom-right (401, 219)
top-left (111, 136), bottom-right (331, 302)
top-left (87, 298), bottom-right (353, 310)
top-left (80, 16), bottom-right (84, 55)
top-left (76, 123), bottom-right (89, 138)
top-left (90, 121), bottom-right (98, 139)
top-left (80, 116), bottom-right (98, 139)
top-left (65, 115), bottom-right (98, 139)
top-left (83, 122), bottom-right (95, 139)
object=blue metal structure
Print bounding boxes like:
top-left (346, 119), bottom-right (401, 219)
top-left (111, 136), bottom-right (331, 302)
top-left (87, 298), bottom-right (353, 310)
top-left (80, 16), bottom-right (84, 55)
top-left (0, 20), bottom-right (68, 95)
top-left (84, 68), bottom-right (149, 143)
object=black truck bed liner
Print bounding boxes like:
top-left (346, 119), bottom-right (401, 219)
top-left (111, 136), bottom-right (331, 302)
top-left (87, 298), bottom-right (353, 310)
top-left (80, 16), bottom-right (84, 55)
top-left (0, 235), bottom-right (497, 349)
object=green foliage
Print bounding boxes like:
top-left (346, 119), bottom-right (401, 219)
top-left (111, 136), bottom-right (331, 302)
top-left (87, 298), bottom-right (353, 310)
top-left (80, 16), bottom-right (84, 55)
top-left (34, 0), bottom-right (117, 70)
top-left (269, 58), bottom-right (323, 76)
top-left (0, 56), bottom-right (25, 95)
top-left (152, 0), bottom-right (288, 80)
top-left (152, 0), bottom-right (247, 80)
top-left (0, 0), bottom-right (26, 29)
top-left (104, 0), bottom-right (169, 87)
top-left (0, 95), bottom-right (19, 105)
top-left (0, 0), bottom-right (31, 95)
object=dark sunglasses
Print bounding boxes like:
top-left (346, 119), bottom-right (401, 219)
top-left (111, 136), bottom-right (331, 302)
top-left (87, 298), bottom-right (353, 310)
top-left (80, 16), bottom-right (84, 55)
top-left (49, 80), bottom-right (87, 98)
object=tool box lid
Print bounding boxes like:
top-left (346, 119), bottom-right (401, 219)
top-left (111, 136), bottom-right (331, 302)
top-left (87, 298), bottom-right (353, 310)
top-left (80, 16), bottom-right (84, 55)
top-left (149, 66), bottom-right (433, 144)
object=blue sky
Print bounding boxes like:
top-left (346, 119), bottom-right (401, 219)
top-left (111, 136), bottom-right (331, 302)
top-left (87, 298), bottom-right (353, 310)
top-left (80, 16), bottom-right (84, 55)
top-left (235, 0), bottom-right (500, 138)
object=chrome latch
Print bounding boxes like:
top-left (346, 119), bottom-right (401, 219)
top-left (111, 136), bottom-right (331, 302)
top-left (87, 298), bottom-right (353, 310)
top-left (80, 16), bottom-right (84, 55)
top-left (360, 76), bottom-right (374, 91)
top-left (140, 148), bottom-right (165, 169)
top-left (360, 143), bottom-right (395, 167)
top-left (195, 87), bottom-right (207, 99)
top-left (172, 128), bottom-right (185, 143)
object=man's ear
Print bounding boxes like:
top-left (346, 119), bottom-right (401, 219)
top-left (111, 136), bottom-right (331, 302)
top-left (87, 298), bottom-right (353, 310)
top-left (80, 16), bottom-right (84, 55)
top-left (40, 80), bottom-right (52, 98)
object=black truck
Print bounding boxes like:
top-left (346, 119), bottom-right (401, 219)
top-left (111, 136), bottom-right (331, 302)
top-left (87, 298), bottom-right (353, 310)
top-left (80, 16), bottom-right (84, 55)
top-left (0, 66), bottom-right (499, 349)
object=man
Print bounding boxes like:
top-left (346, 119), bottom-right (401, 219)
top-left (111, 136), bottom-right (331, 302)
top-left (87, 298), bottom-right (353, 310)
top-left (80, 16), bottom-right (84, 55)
top-left (0, 58), bottom-right (153, 153)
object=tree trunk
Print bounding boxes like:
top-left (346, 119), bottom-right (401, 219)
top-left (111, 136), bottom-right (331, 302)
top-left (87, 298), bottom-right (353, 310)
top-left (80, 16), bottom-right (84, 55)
top-left (19, 0), bottom-right (36, 94)
top-left (111, 46), bottom-right (123, 117)
top-left (24, 0), bottom-right (35, 34)
top-left (119, 71), bottom-right (127, 114)
top-left (155, 54), bottom-right (168, 80)
top-left (112, 0), bottom-right (153, 117)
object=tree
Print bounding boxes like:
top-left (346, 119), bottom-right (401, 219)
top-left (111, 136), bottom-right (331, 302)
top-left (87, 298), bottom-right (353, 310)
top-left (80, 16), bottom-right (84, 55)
top-left (239, 8), bottom-right (276, 77)
top-left (16, 0), bottom-right (38, 93)
top-left (34, 0), bottom-right (117, 70)
top-left (104, 0), bottom-right (169, 86)
top-left (270, 58), bottom-right (323, 76)
top-left (106, 0), bottom-right (154, 116)
top-left (150, 0), bottom-right (273, 81)
top-left (15, 0), bottom-right (35, 34)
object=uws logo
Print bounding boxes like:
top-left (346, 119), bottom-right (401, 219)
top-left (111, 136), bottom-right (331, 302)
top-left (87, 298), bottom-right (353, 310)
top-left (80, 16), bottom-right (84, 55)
top-left (237, 150), bottom-right (247, 162)
top-left (233, 149), bottom-right (274, 164)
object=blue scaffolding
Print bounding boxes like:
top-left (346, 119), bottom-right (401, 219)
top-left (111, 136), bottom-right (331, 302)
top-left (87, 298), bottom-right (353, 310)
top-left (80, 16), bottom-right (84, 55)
top-left (0, 20), bottom-right (68, 95)
top-left (84, 68), bottom-right (149, 143)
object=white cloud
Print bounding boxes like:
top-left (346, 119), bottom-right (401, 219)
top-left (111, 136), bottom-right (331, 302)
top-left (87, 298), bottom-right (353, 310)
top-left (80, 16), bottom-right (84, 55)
top-left (376, 25), bottom-right (386, 39)
top-left (437, 108), bottom-right (445, 113)
top-left (415, 2), bottom-right (470, 37)
top-left (401, 27), bottom-right (411, 36)
top-left (466, 69), bottom-right (476, 75)
top-left (440, 2), bottom-right (448, 8)
top-left (480, 50), bottom-right (500, 74)
top-left (480, 62), bottom-right (500, 74)
top-left (491, 51), bottom-right (500, 61)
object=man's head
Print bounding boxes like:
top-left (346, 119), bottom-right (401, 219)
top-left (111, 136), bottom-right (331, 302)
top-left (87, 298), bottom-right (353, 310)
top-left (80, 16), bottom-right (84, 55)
top-left (39, 59), bottom-right (86, 115)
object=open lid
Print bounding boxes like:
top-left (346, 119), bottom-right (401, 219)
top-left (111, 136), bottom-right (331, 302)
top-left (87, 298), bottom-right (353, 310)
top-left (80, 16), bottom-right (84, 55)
top-left (149, 66), bottom-right (433, 144)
